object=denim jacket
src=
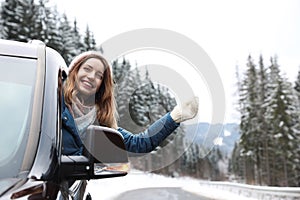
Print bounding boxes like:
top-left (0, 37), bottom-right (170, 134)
top-left (61, 100), bottom-right (180, 155)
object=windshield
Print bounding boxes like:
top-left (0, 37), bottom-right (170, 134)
top-left (0, 55), bottom-right (36, 178)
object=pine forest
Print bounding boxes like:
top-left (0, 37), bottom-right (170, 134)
top-left (1, 0), bottom-right (299, 187)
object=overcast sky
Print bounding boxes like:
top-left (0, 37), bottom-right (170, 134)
top-left (51, 0), bottom-right (300, 123)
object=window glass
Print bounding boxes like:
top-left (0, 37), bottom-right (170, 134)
top-left (0, 56), bottom-right (36, 178)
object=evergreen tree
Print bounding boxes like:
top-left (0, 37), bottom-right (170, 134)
top-left (72, 19), bottom-right (85, 54)
top-left (35, 0), bottom-right (62, 50)
top-left (264, 57), bottom-right (300, 186)
top-left (293, 69), bottom-right (300, 186)
top-left (238, 55), bottom-right (259, 184)
top-left (0, 0), bottom-right (37, 41)
top-left (83, 25), bottom-right (97, 51)
top-left (230, 142), bottom-right (245, 181)
top-left (294, 70), bottom-right (300, 105)
top-left (113, 58), bottom-right (143, 132)
top-left (208, 147), bottom-right (224, 180)
top-left (129, 68), bottom-right (162, 126)
top-left (234, 55), bottom-right (300, 186)
top-left (34, 0), bottom-right (47, 41)
top-left (112, 57), bottom-right (186, 174)
top-left (57, 14), bottom-right (77, 65)
top-left (0, 0), bottom-right (97, 65)
top-left (253, 55), bottom-right (270, 185)
top-left (112, 57), bottom-right (131, 84)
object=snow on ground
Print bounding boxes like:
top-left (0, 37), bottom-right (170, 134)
top-left (86, 169), bottom-right (256, 200)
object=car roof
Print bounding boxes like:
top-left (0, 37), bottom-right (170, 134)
top-left (0, 39), bottom-right (43, 59)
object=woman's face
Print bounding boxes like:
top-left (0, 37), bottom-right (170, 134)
top-left (75, 58), bottom-right (105, 99)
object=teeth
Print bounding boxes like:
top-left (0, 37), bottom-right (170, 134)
top-left (83, 80), bottom-right (93, 88)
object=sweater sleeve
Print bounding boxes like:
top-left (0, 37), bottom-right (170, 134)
top-left (117, 113), bottom-right (180, 154)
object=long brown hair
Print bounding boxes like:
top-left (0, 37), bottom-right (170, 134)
top-left (64, 51), bottom-right (118, 129)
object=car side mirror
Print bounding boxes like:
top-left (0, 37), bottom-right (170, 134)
top-left (60, 125), bottom-right (129, 180)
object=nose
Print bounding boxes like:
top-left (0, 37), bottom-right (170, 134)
top-left (87, 71), bottom-right (96, 80)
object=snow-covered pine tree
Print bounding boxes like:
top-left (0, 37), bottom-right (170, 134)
top-left (0, 0), bottom-right (99, 66)
top-left (70, 19), bottom-right (85, 55)
top-left (57, 14), bottom-right (78, 65)
top-left (113, 58), bottom-right (146, 132)
top-left (230, 142), bottom-right (244, 181)
top-left (112, 58), bottom-right (187, 175)
top-left (35, 0), bottom-right (62, 51)
top-left (234, 55), bottom-right (300, 186)
top-left (238, 55), bottom-right (260, 184)
top-left (294, 70), bottom-right (300, 105)
top-left (208, 147), bottom-right (225, 181)
top-left (0, 0), bottom-right (37, 41)
top-left (112, 58), bottom-right (131, 84)
top-left (293, 70), bottom-right (300, 186)
top-left (30, 0), bottom-right (44, 41)
top-left (256, 55), bottom-right (270, 185)
top-left (83, 25), bottom-right (97, 51)
top-left (264, 56), bottom-right (300, 186)
top-left (129, 68), bottom-right (155, 126)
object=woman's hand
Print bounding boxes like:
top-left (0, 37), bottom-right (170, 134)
top-left (170, 97), bottom-right (199, 123)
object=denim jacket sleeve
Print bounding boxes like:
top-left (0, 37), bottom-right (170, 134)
top-left (117, 113), bottom-right (180, 154)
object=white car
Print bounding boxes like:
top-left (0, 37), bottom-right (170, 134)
top-left (0, 39), bottom-right (129, 200)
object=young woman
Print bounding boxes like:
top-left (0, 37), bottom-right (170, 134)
top-left (62, 51), bottom-right (198, 156)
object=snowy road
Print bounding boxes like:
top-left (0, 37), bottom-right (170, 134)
top-left (86, 170), bottom-right (256, 200)
top-left (113, 187), bottom-right (212, 200)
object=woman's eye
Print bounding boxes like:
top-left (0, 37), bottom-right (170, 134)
top-left (84, 67), bottom-right (91, 72)
top-left (96, 74), bottom-right (103, 80)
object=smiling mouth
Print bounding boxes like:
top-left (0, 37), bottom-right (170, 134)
top-left (82, 80), bottom-right (94, 89)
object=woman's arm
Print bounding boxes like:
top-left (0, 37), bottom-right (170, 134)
top-left (117, 113), bottom-right (179, 154)
top-left (117, 97), bottom-right (198, 154)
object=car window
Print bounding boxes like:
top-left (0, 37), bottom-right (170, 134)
top-left (0, 55), bottom-right (36, 178)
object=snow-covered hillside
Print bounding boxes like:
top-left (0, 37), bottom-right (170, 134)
top-left (185, 122), bottom-right (240, 157)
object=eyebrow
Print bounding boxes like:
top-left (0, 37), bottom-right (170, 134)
top-left (96, 71), bottom-right (103, 75)
top-left (85, 64), bottom-right (93, 69)
top-left (85, 64), bottom-right (104, 74)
